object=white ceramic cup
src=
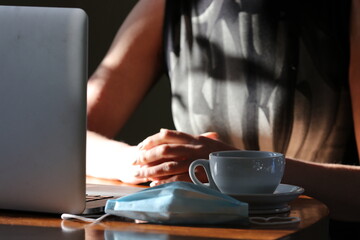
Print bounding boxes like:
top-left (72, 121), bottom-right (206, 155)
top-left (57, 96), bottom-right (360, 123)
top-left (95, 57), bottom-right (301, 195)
top-left (189, 150), bottom-right (285, 195)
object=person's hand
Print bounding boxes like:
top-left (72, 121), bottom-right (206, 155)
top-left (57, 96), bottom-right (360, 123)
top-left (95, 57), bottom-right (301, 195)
top-left (109, 145), bottom-right (150, 184)
top-left (134, 129), bottom-right (237, 186)
top-left (86, 131), bottom-right (151, 185)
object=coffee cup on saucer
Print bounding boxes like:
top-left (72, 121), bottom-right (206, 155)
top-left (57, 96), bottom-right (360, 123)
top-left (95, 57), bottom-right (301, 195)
top-left (189, 150), bottom-right (285, 195)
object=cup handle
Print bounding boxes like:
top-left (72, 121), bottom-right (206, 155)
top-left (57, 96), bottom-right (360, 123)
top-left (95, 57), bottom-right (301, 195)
top-left (189, 159), bottom-right (219, 191)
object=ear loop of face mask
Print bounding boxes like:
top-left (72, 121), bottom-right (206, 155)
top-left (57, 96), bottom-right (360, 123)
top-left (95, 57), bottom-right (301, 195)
top-left (61, 213), bottom-right (111, 224)
top-left (61, 213), bottom-right (301, 226)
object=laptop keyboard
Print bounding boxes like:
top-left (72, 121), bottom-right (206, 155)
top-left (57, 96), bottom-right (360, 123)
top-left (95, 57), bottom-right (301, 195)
top-left (86, 194), bottom-right (114, 202)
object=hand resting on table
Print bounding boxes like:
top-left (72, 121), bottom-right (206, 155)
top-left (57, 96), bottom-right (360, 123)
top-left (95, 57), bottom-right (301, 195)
top-left (134, 129), bottom-right (236, 186)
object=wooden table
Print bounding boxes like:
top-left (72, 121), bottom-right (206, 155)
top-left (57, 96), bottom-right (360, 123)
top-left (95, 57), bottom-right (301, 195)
top-left (0, 181), bottom-right (329, 240)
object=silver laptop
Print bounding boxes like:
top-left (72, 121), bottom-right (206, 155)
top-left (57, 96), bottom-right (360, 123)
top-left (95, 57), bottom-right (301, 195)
top-left (0, 5), bottom-right (140, 215)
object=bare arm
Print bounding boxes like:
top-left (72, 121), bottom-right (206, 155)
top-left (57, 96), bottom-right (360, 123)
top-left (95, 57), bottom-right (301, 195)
top-left (87, 0), bottom-right (165, 138)
top-left (86, 0), bottom-right (165, 182)
top-left (282, 159), bottom-right (360, 221)
top-left (283, 0), bottom-right (360, 221)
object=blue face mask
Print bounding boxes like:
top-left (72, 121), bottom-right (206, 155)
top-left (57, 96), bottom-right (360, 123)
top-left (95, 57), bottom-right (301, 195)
top-left (61, 182), bottom-right (300, 226)
top-left (104, 181), bottom-right (248, 225)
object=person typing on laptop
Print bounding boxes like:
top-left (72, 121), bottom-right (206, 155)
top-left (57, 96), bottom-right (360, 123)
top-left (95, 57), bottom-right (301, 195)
top-left (86, 0), bottom-right (360, 232)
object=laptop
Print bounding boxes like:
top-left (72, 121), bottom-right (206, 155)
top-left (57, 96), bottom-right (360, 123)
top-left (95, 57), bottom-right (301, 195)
top-left (0, 5), bottom-right (140, 215)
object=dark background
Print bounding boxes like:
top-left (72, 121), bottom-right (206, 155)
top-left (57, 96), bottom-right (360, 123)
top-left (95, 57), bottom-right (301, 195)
top-left (0, 0), bottom-right (175, 144)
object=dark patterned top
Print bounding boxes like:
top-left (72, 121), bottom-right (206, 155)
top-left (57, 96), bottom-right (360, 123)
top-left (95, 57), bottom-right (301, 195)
top-left (163, 0), bottom-right (357, 164)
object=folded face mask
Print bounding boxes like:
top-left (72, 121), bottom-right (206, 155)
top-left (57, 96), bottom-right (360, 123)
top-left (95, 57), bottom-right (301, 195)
top-left (105, 181), bottom-right (248, 225)
top-left (61, 181), bottom-right (300, 226)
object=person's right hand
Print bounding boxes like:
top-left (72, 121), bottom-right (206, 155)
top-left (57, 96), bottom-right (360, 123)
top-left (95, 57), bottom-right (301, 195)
top-left (86, 131), bottom-right (150, 185)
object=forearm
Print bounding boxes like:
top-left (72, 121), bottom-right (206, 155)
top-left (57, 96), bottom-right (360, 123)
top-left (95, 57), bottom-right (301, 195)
top-left (282, 158), bottom-right (360, 221)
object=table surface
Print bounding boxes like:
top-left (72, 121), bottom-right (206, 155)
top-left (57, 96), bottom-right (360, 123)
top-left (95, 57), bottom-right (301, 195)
top-left (0, 180), bottom-right (329, 240)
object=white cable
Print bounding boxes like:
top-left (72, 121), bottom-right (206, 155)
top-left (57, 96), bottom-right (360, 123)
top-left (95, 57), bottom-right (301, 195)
top-left (61, 213), bottom-right (111, 224)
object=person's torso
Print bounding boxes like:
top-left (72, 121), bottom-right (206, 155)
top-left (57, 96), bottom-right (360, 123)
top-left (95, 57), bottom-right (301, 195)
top-left (163, 0), bottom-right (356, 164)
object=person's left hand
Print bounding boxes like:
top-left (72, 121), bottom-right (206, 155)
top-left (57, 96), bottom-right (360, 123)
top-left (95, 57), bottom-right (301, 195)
top-left (134, 129), bottom-right (237, 186)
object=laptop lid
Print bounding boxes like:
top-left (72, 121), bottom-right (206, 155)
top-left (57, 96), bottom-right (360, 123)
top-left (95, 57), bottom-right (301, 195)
top-left (0, 5), bottom-right (88, 214)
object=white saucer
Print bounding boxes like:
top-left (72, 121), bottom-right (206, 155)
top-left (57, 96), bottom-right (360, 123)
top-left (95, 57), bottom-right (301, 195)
top-left (229, 184), bottom-right (304, 215)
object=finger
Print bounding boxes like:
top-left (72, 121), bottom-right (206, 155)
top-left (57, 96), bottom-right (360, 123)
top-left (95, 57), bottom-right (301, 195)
top-left (149, 173), bottom-right (191, 187)
top-left (150, 164), bottom-right (208, 181)
top-left (114, 164), bottom-right (150, 184)
top-left (138, 129), bottom-right (197, 150)
top-left (135, 159), bottom-right (192, 179)
top-left (121, 176), bottom-right (150, 185)
top-left (200, 132), bottom-right (219, 140)
top-left (136, 143), bottom-right (200, 165)
top-left (149, 169), bottom-right (208, 187)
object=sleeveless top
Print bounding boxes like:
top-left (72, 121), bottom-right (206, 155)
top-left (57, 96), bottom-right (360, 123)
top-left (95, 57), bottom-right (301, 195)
top-left (163, 0), bottom-right (358, 164)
